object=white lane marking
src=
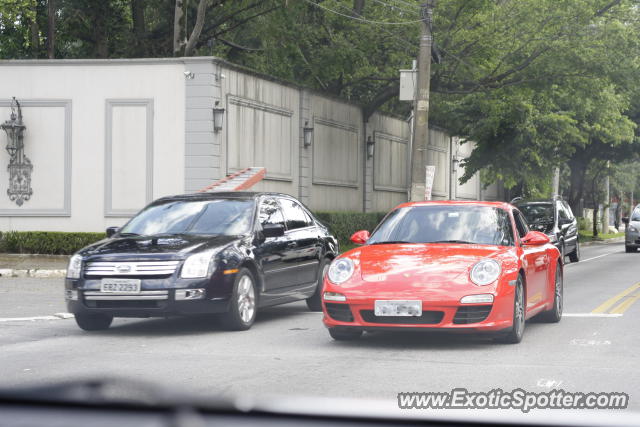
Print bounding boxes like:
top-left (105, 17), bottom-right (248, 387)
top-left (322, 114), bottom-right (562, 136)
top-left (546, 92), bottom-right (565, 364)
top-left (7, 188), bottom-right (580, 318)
top-left (562, 313), bottom-right (622, 318)
top-left (566, 251), bottom-right (617, 267)
top-left (0, 313), bottom-right (74, 322)
top-left (537, 379), bottom-right (563, 388)
top-left (570, 338), bottom-right (611, 346)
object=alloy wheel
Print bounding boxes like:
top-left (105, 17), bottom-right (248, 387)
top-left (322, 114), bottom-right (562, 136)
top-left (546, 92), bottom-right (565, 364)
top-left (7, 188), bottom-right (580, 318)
top-left (237, 275), bottom-right (256, 324)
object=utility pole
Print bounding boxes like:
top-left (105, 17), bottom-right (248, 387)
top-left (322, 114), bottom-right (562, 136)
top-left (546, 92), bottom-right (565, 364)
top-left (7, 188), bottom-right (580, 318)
top-left (601, 161), bottom-right (610, 234)
top-left (551, 167), bottom-right (560, 198)
top-left (409, 1), bottom-right (435, 202)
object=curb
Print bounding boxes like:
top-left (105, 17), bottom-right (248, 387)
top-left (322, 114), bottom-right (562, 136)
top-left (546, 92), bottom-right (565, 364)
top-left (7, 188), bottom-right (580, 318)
top-left (580, 237), bottom-right (625, 247)
top-left (0, 268), bottom-right (66, 278)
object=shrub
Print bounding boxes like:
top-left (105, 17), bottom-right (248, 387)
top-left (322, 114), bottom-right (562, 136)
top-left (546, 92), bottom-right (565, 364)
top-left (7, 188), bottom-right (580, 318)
top-left (0, 231), bottom-right (106, 255)
top-left (314, 211), bottom-right (387, 247)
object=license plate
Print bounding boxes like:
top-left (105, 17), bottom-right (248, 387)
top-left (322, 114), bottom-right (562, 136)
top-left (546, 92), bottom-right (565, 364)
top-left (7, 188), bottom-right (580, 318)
top-left (374, 300), bottom-right (422, 317)
top-left (100, 278), bottom-right (141, 293)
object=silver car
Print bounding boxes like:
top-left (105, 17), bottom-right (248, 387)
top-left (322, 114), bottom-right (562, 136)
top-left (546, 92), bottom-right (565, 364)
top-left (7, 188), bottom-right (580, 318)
top-left (623, 205), bottom-right (640, 253)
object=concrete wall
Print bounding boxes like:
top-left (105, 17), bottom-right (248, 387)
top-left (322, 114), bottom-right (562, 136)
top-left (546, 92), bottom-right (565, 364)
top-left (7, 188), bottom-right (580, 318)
top-left (0, 57), bottom-right (502, 232)
top-left (0, 60), bottom-right (185, 232)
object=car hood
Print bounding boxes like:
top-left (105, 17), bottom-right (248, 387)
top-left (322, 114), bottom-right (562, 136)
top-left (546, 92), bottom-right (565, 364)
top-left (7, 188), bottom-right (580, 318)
top-left (355, 243), bottom-right (510, 283)
top-left (79, 234), bottom-right (242, 260)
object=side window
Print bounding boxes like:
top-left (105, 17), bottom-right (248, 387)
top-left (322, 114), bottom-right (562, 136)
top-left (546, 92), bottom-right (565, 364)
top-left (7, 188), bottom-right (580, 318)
top-left (513, 210), bottom-right (529, 239)
top-left (557, 202), bottom-right (569, 220)
top-left (258, 198), bottom-right (285, 228)
top-left (280, 198), bottom-right (313, 230)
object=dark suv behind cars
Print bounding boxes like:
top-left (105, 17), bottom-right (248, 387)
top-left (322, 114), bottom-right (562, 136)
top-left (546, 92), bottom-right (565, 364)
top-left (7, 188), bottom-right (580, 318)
top-left (513, 197), bottom-right (580, 262)
top-left (622, 204), bottom-right (640, 252)
top-left (65, 192), bottom-right (338, 331)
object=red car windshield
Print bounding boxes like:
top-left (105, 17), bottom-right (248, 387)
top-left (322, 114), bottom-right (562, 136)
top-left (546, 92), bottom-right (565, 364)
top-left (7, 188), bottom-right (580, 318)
top-left (368, 205), bottom-right (515, 246)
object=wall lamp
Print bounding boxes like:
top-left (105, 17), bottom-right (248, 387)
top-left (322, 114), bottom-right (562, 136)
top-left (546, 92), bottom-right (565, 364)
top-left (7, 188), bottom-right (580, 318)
top-left (212, 101), bottom-right (225, 132)
top-left (184, 70), bottom-right (195, 80)
top-left (366, 135), bottom-right (375, 159)
top-left (303, 121), bottom-right (313, 148)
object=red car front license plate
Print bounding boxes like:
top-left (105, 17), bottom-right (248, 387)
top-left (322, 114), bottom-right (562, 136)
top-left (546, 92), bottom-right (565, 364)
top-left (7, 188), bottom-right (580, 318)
top-left (374, 300), bottom-right (422, 317)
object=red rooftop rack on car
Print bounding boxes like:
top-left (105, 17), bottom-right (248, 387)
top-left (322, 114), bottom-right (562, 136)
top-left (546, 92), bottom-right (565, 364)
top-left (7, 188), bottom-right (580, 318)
top-left (198, 167), bottom-right (267, 192)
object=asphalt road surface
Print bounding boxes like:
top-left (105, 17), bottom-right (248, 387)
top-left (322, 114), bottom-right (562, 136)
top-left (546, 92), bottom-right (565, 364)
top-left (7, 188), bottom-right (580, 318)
top-left (0, 241), bottom-right (638, 414)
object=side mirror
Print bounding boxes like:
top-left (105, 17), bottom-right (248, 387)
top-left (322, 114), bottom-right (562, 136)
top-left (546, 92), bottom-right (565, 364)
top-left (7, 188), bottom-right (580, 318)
top-left (622, 217), bottom-right (630, 225)
top-left (521, 231), bottom-right (550, 246)
top-left (350, 230), bottom-right (370, 245)
top-left (262, 223), bottom-right (285, 238)
top-left (106, 227), bottom-right (120, 238)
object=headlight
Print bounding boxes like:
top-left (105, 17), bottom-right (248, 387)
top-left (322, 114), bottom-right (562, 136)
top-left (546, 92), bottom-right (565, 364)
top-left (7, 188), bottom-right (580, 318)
top-left (66, 254), bottom-right (82, 279)
top-left (181, 250), bottom-right (217, 279)
top-left (630, 225), bottom-right (638, 233)
top-left (327, 258), bottom-right (354, 284)
top-left (470, 259), bottom-right (501, 286)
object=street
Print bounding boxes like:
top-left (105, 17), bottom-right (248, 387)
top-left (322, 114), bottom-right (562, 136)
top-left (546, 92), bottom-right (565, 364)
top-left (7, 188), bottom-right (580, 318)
top-left (0, 241), bottom-right (638, 411)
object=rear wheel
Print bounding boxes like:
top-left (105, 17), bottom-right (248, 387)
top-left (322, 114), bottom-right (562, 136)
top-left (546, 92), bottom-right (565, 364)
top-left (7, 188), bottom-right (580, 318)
top-left (220, 268), bottom-right (257, 331)
top-left (538, 263), bottom-right (563, 323)
top-left (306, 259), bottom-right (330, 312)
top-left (75, 313), bottom-right (113, 331)
top-left (495, 276), bottom-right (525, 344)
top-left (328, 328), bottom-right (362, 341)
top-left (568, 241), bottom-right (580, 263)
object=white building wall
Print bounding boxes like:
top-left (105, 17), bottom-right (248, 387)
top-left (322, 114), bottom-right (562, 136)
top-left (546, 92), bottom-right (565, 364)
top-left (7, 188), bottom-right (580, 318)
top-left (0, 60), bottom-right (186, 231)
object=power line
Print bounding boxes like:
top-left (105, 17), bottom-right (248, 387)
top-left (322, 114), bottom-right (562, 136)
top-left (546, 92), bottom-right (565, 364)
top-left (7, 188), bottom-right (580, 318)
top-left (369, 0), bottom-right (419, 15)
top-left (301, 0), bottom-right (424, 25)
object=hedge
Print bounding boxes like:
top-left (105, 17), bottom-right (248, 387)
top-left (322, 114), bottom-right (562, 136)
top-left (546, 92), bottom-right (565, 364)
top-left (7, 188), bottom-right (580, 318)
top-left (0, 231), bottom-right (106, 255)
top-left (0, 212), bottom-right (388, 255)
top-left (314, 211), bottom-right (387, 247)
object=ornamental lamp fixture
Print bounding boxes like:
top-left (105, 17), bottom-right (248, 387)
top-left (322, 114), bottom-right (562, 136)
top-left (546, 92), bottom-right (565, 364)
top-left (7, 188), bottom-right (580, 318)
top-left (303, 121), bottom-right (313, 148)
top-left (366, 135), bottom-right (375, 158)
top-left (1, 97), bottom-right (33, 206)
top-left (212, 101), bottom-right (225, 132)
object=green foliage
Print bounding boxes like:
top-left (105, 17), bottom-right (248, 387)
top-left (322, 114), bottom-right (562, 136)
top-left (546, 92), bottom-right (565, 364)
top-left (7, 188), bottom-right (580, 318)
top-left (314, 211), bottom-right (386, 248)
top-left (0, 231), bottom-right (106, 254)
top-left (576, 217), bottom-right (589, 231)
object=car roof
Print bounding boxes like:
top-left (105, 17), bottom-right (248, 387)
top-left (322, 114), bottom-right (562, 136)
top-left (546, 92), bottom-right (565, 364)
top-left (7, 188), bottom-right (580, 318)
top-left (396, 200), bottom-right (513, 210)
top-left (152, 191), bottom-right (295, 203)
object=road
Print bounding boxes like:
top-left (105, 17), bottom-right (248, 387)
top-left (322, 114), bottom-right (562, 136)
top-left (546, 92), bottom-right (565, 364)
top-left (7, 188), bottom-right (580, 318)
top-left (0, 241), bottom-right (638, 413)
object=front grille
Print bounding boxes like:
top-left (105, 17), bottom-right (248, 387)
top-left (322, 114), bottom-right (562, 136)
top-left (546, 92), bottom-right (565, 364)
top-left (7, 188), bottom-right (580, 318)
top-left (84, 261), bottom-right (180, 277)
top-left (325, 303), bottom-right (354, 322)
top-left (453, 305), bottom-right (492, 324)
top-left (85, 300), bottom-right (164, 309)
top-left (83, 290), bottom-right (169, 300)
top-left (360, 310), bottom-right (444, 325)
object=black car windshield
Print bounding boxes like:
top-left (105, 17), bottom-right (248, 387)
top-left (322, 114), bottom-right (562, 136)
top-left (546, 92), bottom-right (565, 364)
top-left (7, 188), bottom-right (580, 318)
top-left (518, 203), bottom-right (554, 224)
top-left (367, 205), bottom-right (514, 246)
top-left (119, 199), bottom-right (254, 236)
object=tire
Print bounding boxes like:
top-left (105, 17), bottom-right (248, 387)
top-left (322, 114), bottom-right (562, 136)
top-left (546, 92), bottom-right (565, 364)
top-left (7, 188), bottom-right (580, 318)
top-left (306, 258), bottom-right (330, 312)
top-left (625, 245), bottom-right (636, 253)
top-left (74, 313), bottom-right (113, 331)
top-left (538, 263), bottom-right (563, 323)
top-left (495, 275), bottom-right (525, 344)
top-left (328, 328), bottom-right (363, 341)
top-left (220, 268), bottom-right (258, 331)
top-left (568, 241), bottom-right (580, 263)
top-left (559, 241), bottom-right (565, 260)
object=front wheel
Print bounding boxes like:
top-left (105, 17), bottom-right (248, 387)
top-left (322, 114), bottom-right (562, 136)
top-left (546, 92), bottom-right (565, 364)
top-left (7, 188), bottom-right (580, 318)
top-left (538, 263), bottom-right (563, 323)
top-left (306, 259), bottom-right (330, 312)
top-left (625, 245), bottom-right (636, 253)
top-left (75, 313), bottom-right (113, 331)
top-left (568, 241), bottom-right (580, 263)
top-left (220, 268), bottom-right (257, 331)
top-left (495, 276), bottom-right (525, 344)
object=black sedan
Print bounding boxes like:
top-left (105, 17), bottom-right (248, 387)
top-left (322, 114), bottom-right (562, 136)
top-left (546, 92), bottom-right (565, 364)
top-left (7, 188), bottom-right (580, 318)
top-left (65, 192), bottom-right (339, 331)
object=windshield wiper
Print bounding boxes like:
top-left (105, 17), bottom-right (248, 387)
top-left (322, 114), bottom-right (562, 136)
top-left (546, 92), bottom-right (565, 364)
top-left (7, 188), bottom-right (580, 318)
top-left (430, 240), bottom-right (474, 244)
top-left (118, 232), bottom-right (141, 237)
top-left (370, 240), bottom-right (411, 245)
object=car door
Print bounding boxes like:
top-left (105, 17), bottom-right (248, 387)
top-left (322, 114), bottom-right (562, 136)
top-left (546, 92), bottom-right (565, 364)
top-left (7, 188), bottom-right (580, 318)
top-left (254, 197), bottom-right (290, 293)
top-left (560, 201), bottom-right (578, 254)
top-left (514, 210), bottom-right (549, 311)
top-left (278, 197), bottom-right (321, 288)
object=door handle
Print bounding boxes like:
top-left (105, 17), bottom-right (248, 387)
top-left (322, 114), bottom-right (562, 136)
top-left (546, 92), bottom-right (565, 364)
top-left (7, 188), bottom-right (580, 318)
top-left (287, 242), bottom-right (298, 248)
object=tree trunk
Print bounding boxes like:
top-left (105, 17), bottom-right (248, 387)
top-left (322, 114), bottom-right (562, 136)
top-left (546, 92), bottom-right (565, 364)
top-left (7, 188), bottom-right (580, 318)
top-left (47, 0), bottom-right (55, 59)
top-left (353, 0), bottom-right (365, 16)
top-left (131, 0), bottom-right (146, 56)
top-left (173, 0), bottom-right (186, 56)
top-left (184, 0), bottom-right (209, 56)
top-left (567, 152), bottom-right (587, 216)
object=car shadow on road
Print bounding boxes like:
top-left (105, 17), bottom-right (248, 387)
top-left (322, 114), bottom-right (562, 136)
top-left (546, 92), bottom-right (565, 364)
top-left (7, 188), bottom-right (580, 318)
top-left (93, 302), bottom-right (317, 336)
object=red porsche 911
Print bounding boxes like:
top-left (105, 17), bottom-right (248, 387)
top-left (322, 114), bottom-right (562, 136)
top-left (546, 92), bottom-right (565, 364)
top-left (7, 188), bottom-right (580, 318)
top-left (322, 201), bottom-right (563, 343)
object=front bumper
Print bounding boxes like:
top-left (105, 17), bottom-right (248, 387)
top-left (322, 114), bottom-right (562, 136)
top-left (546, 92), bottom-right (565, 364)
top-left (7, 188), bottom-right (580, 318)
top-left (65, 275), bottom-right (234, 318)
top-left (322, 280), bottom-right (516, 333)
top-left (625, 230), bottom-right (640, 247)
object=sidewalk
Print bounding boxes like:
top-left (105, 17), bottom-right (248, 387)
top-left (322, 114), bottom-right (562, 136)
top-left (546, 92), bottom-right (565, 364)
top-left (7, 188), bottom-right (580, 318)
top-left (0, 254), bottom-right (69, 278)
